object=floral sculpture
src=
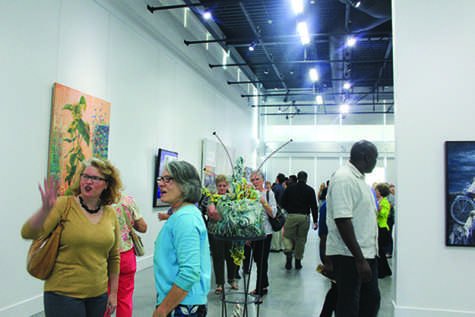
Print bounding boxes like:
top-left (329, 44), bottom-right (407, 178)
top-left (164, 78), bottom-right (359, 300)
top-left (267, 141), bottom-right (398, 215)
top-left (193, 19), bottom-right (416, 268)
top-left (203, 132), bottom-right (292, 265)
top-left (203, 157), bottom-right (265, 265)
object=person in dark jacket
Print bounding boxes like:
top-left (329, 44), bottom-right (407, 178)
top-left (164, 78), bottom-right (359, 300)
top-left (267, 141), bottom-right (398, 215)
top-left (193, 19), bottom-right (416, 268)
top-left (280, 171), bottom-right (318, 270)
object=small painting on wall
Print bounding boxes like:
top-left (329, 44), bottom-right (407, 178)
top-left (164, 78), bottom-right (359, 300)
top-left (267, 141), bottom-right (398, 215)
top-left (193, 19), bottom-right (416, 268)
top-left (153, 148), bottom-right (179, 207)
top-left (203, 165), bottom-right (216, 189)
top-left (48, 83), bottom-right (111, 196)
top-left (445, 141), bottom-right (475, 246)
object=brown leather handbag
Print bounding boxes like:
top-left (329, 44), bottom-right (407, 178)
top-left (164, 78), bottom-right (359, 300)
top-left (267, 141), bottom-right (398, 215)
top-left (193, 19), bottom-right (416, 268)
top-left (26, 197), bottom-right (71, 280)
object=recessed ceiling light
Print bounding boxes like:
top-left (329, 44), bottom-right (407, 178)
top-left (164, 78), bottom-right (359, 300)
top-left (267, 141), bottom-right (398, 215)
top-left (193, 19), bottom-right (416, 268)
top-left (291, 0), bottom-right (304, 14)
top-left (297, 22), bottom-right (310, 45)
top-left (340, 104), bottom-right (350, 113)
top-left (347, 36), bottom-right (356, 47)
top-left (202, 11), bottom-right (212, 20)
top-left (309, 68), bottom-right (319, 82)
top-left (316, 95), bottom-right (323, 104)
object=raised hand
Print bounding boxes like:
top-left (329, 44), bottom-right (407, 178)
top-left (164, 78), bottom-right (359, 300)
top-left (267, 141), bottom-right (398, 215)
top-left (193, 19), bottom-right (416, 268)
top-left (39, 177), bottom-right (58, 215)
top-left (28, 177), bottom-right (58, 231)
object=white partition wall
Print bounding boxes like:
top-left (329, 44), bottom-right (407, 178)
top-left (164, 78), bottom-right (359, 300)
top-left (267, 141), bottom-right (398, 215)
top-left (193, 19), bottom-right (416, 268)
top-left (393, 0), bottom-right (475, 316)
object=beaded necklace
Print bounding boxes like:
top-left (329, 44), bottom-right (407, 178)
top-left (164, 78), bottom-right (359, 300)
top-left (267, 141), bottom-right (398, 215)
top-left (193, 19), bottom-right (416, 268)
top-left (79, 196), bottom-right (101, 214)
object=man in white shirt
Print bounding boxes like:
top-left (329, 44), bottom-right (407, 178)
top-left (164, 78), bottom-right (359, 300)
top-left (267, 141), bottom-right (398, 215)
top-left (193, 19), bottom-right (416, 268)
top-left (326, 140), bottom-right (380, 317)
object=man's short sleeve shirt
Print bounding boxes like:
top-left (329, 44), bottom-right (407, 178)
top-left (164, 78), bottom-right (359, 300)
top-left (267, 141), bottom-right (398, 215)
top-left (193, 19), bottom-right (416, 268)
top-left (326, 163), bottom-right (378, 258)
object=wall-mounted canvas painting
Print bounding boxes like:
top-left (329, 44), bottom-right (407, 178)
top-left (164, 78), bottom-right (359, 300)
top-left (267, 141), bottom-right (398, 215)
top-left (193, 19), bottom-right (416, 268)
top-left (153, 148), bottom-right (178, 207)
top-left (203, 165), bottom-right (216, 188)
top-left (445, 141), bottom-right (475, 246)
top-left (48, 83), bottom-right (111, 196)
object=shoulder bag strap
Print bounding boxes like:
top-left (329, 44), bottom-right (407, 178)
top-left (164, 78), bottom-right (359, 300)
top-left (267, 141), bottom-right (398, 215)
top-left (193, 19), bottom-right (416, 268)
top-left (62, 196), bottom-right (72, 220)
top-left (266, 190), bottom-right (269, 203)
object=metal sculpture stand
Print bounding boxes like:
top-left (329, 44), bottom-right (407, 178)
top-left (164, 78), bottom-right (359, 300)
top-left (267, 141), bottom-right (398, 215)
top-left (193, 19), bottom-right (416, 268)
top-left (213, 235), bottom-right (266, 317)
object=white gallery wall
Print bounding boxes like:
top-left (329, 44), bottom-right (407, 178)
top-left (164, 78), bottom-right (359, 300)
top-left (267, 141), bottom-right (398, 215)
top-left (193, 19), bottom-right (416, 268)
top-left (0, 1), bottom-right (255, 316)
top-left (393, 0), bottom-right (475, 316)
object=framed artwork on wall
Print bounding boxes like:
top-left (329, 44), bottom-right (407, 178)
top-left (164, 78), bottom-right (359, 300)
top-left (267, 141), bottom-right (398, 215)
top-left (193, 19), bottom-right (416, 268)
top-left (153, 148), bottom-right (178, 207)
top-left (445, 141), bottom-right (475, 246)
top-left (48, 83), bottom-right (111, 196)
top-left (203, 165), bottom-right (216, 188)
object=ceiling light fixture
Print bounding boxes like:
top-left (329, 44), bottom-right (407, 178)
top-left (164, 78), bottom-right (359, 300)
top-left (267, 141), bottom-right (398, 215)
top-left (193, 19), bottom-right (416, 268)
top-left (202, 11), bottom-right (212, 20)
top-left (347, 36), bottom-right (356, 47)
top-left (316, 95), bottom-right (323, 105)
top-left (309, 68), bottom-right (319, 82)
top-left (340, 103), bottom-right (350, 113)
top-left (355, 1), bottom-right (362, 8)
top-left (297, 22), bottom-right (310, 45)
top-left (248, 41), bottom-right (257, 51)
top-left (291, 0), bottom-right (304, 14)
top-left (343, 82), bottom-right (351, 90)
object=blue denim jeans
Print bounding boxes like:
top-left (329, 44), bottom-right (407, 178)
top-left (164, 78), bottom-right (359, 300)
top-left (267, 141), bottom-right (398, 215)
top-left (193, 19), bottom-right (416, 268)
top-left (44, 291), bottom-right (107, 317)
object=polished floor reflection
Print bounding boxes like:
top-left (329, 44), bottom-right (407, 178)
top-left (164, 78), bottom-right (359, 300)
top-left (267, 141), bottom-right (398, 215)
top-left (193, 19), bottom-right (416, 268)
top-left (133, 229), bottom-right (394, 317)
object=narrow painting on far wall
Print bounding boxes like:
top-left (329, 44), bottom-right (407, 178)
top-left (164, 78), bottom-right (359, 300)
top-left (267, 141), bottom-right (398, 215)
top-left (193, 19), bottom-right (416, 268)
top-left (445, 141), bottom-right (475, 246)
top-left (203, 165), bottom-right (216, 188)
top-left (48, 83), bottom-right (111, 196)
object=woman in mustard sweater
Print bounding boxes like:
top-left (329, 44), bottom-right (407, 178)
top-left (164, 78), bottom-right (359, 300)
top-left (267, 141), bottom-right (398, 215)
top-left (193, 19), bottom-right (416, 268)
top-left (21, 158), bottom-right (122, 317)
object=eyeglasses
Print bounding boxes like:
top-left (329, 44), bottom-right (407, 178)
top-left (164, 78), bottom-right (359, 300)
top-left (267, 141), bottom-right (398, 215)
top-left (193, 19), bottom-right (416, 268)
top-left (250, 178), bottom-right (261, 182)
top-left (157, 176), bottom-right (175, 184)
top-left (81, 174), bottom-right (107, 182)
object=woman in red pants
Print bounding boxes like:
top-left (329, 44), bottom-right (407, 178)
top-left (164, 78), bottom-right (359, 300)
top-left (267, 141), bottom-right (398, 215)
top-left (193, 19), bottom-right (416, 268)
top-left (113, 194), bottom-right (147, 317)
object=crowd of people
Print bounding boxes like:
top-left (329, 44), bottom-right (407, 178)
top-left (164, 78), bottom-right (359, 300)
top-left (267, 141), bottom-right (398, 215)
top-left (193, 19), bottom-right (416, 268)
top-left (21, 139), bottom-right (396, 317)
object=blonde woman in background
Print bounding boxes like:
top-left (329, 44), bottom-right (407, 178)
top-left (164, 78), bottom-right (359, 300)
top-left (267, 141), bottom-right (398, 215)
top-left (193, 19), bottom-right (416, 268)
top-left (207, 175), bottom-right (239, 294)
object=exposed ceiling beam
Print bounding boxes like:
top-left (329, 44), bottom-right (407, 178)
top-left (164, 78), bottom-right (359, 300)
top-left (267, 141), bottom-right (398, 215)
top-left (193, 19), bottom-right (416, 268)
top-left (177, 0), bottom-right (260, 89)
top-left (210, 59), bottom-right (392, 68)
top-left (239, 1), bottom-right (288, 91)
top-left (184, 33), bottom-right (391, 46)
top-left (241, 91), bottom-right (393, 97)
top-left (262, 111), bottom-right (394, 116)
top-left (227, 77), bottom-right (393, 85)
top-left (251, 102), bottom-right (394, 108)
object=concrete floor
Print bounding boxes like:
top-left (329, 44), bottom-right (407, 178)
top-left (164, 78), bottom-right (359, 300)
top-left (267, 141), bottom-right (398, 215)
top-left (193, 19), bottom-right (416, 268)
top-left (132, 229), bottom-right (394, 317)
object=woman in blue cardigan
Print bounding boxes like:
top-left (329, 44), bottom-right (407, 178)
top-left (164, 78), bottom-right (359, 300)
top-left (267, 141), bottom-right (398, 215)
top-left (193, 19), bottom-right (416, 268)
top-left (153, 161), bottom-right (211, 317)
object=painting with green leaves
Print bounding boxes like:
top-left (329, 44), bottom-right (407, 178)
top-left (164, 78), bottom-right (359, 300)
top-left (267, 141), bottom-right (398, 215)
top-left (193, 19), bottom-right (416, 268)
top-left (48, 83), bottom-right (111, 195)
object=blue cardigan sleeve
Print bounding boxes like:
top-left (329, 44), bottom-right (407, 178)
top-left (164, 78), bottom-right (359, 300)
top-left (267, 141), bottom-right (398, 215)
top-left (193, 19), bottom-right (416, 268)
top-left (173, 213), bottom-right (202, 291)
